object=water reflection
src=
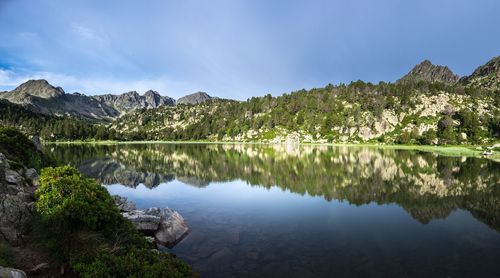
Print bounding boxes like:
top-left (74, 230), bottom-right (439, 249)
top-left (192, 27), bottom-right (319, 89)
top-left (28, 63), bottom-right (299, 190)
top-left (50, 143), bottom-right (499, 232)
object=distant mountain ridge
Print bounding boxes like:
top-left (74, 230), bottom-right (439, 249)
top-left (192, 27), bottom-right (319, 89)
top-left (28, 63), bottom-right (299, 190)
top-left (92, 90), bottom-right (175, 115)
top-left (0, 80), bottom-right (216, 121)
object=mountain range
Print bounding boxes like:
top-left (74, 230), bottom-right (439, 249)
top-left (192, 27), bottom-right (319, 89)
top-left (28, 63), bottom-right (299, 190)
top-left (0, 80), bottom-right (215, 121)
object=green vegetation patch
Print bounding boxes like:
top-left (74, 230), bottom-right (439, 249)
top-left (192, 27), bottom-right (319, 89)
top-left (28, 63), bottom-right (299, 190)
top-left (0, 125), bottom-right (45, 170)
top-left (35, 166), bottom-right (193, 277)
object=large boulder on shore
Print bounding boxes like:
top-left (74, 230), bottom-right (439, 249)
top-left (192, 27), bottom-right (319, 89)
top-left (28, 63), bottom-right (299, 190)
top-left (113, 196), bottom-right (189, 247)
top-left (155, 208), bottom-right (189, 247)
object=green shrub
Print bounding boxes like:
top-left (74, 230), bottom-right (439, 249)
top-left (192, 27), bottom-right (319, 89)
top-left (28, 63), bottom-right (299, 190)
top-left (0, 125), bottom-right (45, 170)
top-left (35, 166), bottom-right (193, 277)
top-left (36, 166), bottom-right (122, 237)
top-left (72, 248), bottom-right (193, 278)
top-left (419, 129), bottom-right (437, 145)
top-left (396, 131), bottom-right (412, 144)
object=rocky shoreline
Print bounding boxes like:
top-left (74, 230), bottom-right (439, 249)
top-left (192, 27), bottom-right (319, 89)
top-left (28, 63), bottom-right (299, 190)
top-left (0, 151), bottom-right (190, 277)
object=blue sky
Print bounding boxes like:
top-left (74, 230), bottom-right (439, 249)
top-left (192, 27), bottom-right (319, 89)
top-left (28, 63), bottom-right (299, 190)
top-left (0, 0), bottom-right (499, 100)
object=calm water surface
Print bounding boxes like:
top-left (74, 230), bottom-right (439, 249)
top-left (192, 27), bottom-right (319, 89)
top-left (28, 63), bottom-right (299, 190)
top-left (50, 143), bottom-right (500, 278)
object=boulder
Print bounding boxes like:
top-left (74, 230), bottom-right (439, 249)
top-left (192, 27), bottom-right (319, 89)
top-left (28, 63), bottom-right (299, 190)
top-left (155, 208), bottom-right (189, 247)
top-left (459, 132), bottom-right (467, 141)
top-left (122, 210), bottom-right (161, 234)
top-left (113, 196), bottom-right (189, 247)
top-left (0, 266), bottom-right (27, 278)
top-left (5, 170), bottom-right (22, 186)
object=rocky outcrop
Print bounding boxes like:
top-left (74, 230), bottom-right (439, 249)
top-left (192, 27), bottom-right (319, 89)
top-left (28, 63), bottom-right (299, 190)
top-left (177, 92), bottom-right (213, 105)
top-left (0, 153), bottom-right (38, 243)
top-left (398, 60), bottom-right (459, 84)
top-left (113, 196), bottom-right (189, 248)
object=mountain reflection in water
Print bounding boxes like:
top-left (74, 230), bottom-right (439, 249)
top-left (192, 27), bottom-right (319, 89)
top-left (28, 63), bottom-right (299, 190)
top-left (50, 143), bottom-right (499, 232)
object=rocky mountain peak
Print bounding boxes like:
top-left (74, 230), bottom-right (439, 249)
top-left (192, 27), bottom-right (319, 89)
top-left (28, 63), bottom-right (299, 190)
top-left (460, 56), bottom-right (500, 90)
top-left (177, 91), bottom-right (213, 105)
top-left (398, 60), bottom-right (459, 84)
top-left (462, 56), bottom-right (500, 81)
top-left (12, 79), bottom-right (65, 99)
top-left (144, 90), bottom-right (160, 97)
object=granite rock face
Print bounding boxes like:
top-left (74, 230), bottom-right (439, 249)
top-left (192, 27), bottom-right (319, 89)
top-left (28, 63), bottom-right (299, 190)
top-left (0, 153), bottom-right (37, 243)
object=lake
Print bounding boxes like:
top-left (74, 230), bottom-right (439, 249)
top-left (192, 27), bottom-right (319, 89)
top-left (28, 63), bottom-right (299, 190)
top-left (49, 143), bottom-right (500, 278)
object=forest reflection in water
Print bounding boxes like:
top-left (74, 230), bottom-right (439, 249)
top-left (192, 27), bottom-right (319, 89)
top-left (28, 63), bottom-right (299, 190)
top-left (49, 143), bottom-right (499, 232)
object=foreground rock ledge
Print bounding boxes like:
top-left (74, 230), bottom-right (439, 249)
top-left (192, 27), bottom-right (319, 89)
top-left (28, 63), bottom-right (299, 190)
top-left (113, 196), bottom-right (189, 248)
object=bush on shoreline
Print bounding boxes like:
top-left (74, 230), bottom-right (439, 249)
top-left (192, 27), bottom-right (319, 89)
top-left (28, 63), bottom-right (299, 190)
top-left (35, 166), bottom-right (193, 277)
top-left (0, 126), bottom-right (47, 170)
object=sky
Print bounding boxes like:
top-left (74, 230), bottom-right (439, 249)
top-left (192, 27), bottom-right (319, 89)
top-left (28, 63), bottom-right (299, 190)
top-left (0, 0), bottom-right (499, 100)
